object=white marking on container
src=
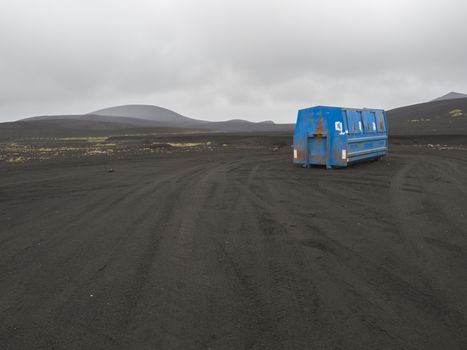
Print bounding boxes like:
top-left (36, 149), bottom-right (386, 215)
top-left (335, 121), bottom-right (343, 132)
top-left (293, 149), bottom-right (298, 159)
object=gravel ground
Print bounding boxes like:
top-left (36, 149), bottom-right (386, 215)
top-left (1, 140), bottom-right (467, 349)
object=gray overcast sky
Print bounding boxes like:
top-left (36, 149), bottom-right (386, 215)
top-left (1, 0), bottom-right (466, 123)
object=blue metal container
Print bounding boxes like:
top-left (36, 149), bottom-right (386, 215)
top-left (293, 106), bottom-right (388, 168)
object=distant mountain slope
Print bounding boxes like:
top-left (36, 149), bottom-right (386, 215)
top-left (91, 104), bottom-right (198, 125)
top-left (25, 105), bottom-right (292, 131)
top-left (1, 105), bottom-right (294, 140)
top-left (24, 114), bottom-right (163, 127)
top-left (432, 92), bottom-right (467, 102)
top-left (387, 98), bottom-right (467, 135)
top-left (90, 105), bottom-right (293, 131)
top-left (0, 115), bottom-right (196, 140)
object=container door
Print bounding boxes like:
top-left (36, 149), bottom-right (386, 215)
top-left (364, 111), bottom-right (377, 133)
top-left (375, 111), bottom-right (386, 132)
top-left (307, 136), bottom-right (327, 165)
top-left (346, 110), bottom-right (363, 135)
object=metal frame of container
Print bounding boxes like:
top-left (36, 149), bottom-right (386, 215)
top-left (293, 106), bottom-right (388, 169)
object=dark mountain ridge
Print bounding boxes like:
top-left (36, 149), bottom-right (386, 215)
top-left (387, 97), bottom-right (467, 135)
top-left (1, 105), bottom-right (294, 140)
top-left (2, 94), bottom-right (467, 140)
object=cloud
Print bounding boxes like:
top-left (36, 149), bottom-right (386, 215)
top-left (0, 0), bottom-right (466, 122)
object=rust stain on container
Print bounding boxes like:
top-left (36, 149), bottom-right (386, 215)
top-left (379, 119), bottom-right (385, 131)
top-left (316, 114), bottom-right (324, 135)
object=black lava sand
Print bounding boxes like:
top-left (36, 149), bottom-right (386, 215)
top-left (1, 137), bottom-right (467, 349)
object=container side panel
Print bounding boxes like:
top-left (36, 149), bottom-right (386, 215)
top-left (363, 110), bottom-right (377, 133)
top-left (347, 108), bottom-right (388, 162)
